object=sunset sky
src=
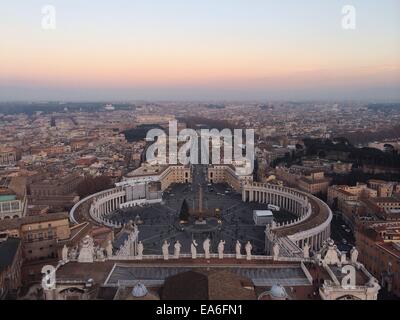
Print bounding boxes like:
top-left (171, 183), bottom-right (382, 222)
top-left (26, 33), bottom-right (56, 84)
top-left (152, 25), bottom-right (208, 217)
top-left (1, 0), bottom-right (400, 101)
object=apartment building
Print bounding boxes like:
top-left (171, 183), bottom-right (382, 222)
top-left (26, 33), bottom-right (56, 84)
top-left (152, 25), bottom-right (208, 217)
top-left (356, 222), bottom-right (400, 298)
top-left (0, 237), bottom-right (22, 299)
top-left (276, 167), bottom-right (331, 195)
top-left (327, 183), bottom-right (377, 210)
top-left (368, 179), bottom-right (398, 198)
top-left (0, 147), bottom-right (19, 166)
top-left (0, 213), bottom-right (71, 261)
top-left (0, 177), bottom-right (27, 220)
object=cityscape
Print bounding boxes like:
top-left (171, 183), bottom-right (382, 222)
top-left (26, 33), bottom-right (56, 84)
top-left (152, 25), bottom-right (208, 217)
top-left (0, 0), bottom-right (400, 310)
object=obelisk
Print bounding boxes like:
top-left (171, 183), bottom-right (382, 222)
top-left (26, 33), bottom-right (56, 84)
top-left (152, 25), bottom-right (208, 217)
top-left (198, 184), bottom-right (203, 222)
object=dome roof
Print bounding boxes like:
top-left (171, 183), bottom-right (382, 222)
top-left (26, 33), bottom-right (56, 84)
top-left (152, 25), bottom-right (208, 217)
top-left (269, 284), bottom-right (287, 299)
top-left (131, 283), bottom-right (148, 298)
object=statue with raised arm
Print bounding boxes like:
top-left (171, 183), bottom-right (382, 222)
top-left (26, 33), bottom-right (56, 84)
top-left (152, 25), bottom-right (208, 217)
top-left (137, 241), bottom-right (144, 260)
top-left (78, 235), bottom-right (95, 263)
top-left (69, 246), bottom-right (78, 260)
top-left (340, 251), bottom-right (347, 265)
top-left (191, 240), bottom-right (198, 259)
top-left (218, 240), bottom-right (225, 259)
top-left (61, 245), bottom-right (68, 262)
top-left (162, 240), bottom-right (170, 260)
top-left (273, 243), bottom-right (280, 260)
top-left (303, 242), bottom-right (310, 259)
top-left (106, 240), bottom-right (113, 257)
top-left (203, 238), bottom-right (211, 259)
top-left (174, 241), bottom-right (182, 259)
top-left (235, 240), bottom-right (242, 259)
top-left (96, 247), bottom-right (105, 260)
top-left (245, 241), bottom-right (253, 261)
top-left (350, 247), bottom-right (359, 264)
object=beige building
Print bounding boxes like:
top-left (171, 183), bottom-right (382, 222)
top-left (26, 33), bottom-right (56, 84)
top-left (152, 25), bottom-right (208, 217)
top-left (340, 200), bottom-right (365, 230)
top-left (0, 177), bottom-right (27, 220)
top-left (0, 147), bottom-right (18, 166)
top-left (362, 197), bottom-right (400, 221)
top-left (356, 222), bottom-right (400, 298)
top-left (136, 114), bottom-right (175, 125)
top-left (276, 167), bottom-right (331, 195)
top-left (0, 213), bottom-right (71, 262)
top-left (368, 179), bottom-right (397, 197)
top-left (297, 171), bottom-right (331, 195)
top-left (208, 164), bottom-right (253, 192)
top-left (123, 164), bottom-right (192, 191)
top-left (327, 183), bottom-right (377, 210)
top-left (30, 173), bottom-right (82, 198)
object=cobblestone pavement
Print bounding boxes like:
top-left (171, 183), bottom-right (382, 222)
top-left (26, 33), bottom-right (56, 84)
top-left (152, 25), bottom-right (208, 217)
top-left (107, 166), bottom-right (296, 255)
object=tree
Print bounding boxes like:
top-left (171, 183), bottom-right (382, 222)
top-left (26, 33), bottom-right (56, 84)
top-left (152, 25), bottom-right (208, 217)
top-left (77, 176), bottom-right (113, 198)
top-left (179, 199), bottom-right (190, 222)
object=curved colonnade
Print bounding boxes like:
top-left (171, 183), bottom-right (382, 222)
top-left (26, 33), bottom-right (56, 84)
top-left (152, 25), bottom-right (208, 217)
top-left (70, 187), bottom-right (126, 228)
top-left (71, 181), bottom-right (332, 255)
top-left (243, 183), bottom-right (332, 251)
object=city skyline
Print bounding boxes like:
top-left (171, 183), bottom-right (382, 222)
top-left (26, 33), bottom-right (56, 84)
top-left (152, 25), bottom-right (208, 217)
top-left (2, 1), bottom-right (400, 306)
top-left (1, 0), bottom-right (400, 101)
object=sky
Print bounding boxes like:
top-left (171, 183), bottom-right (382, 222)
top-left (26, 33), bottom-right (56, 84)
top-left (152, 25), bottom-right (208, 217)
top-left (0, 0), bottom-right (400, 101)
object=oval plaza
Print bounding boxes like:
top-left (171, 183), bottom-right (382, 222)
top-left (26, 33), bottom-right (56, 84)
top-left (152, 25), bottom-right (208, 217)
top-left (71, 163), bottom-right (332, 257)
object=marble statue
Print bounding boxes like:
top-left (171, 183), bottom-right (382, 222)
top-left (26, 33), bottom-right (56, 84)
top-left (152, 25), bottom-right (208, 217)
top-left (96, 247), bottom-right (105, 260)
top-left (388, 261), bottom-right (393, 274)
top-left (350, 247), bottom-right (359, 264)
top-left (162, 240), bottom-right (170, 260)
top-left (235, 240), bottom-right (242, 259)
top-left (61, 245), bottom-right (68, 262)
top-left (78, 235), bottom-right (95, 263)
top-left (245, 241), bottom-right (252, 261)
top-left (174, 241), bottom-right (182, 259)
top-left (218, 240), bottom-right (225, 259)
top-left (137, 241), bottom-right (144, 260)
top-left (106, 240), bottom-right (113, 257)
top-left (340, 252), bottom-right (347, 265)
top-left (303, 242), bottom-right (310, 259)
top-left (273, 243), bottom-right (280, 260)
top-left (191, 240), bottom-right (198, 259)
top-left (322, 239), bottom-right (341, 266)
top-left (203, 238), bottom-right (211, 259)
top-left (68, 246), bottom-right (78, 260)
top-left (367, 277), bottom-right (380, 290)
